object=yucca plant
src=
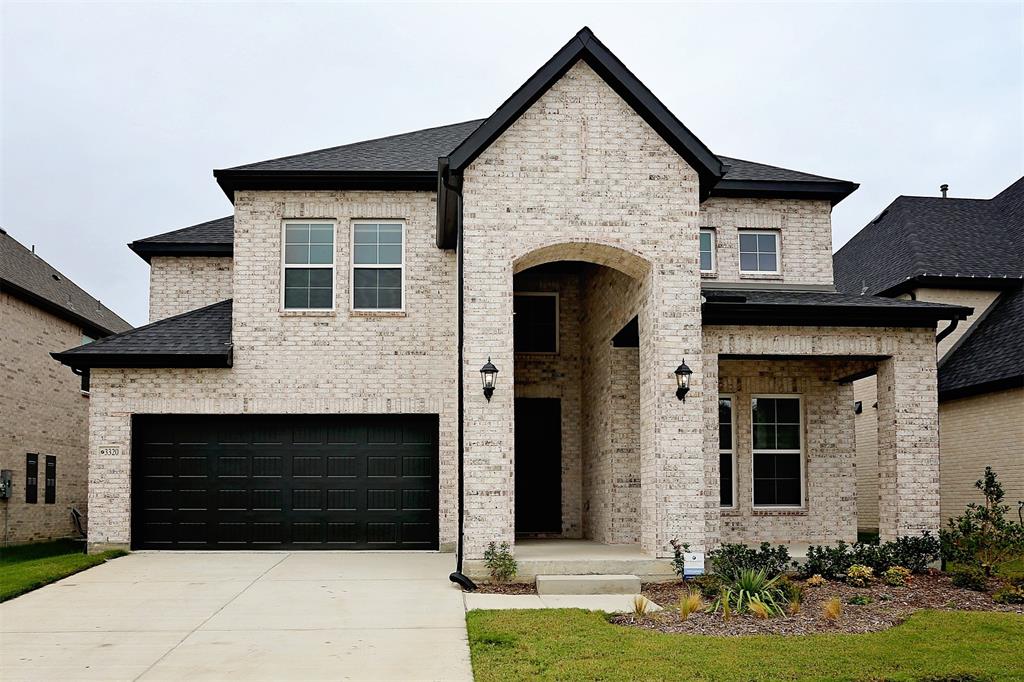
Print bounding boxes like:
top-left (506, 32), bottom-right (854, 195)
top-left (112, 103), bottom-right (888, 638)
top-left (677, 590), bottom-right (704, 620)
top-left (707, 569), bottom-right (785, 616)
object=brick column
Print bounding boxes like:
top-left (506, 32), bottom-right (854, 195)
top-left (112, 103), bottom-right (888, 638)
top-left (461, 253), bottom-right (515, 560)
top-left (637, 269), bottom-right (705, 558)
top-left (86, 405), bottom-right (132, 552)
top-left (702, 350), bottom-right (721, 550)
top-left (876, 355), bottom-right (941, 541)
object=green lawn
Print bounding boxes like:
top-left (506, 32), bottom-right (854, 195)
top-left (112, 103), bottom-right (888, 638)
top-left (467, 609), bottom-right (1024, 681)
top-left (0, 539), bottom-right (126, 602)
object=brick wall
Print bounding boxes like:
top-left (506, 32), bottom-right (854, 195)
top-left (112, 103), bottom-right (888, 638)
top-left (86, 190), bottom-right (459, 549)
top-left (699, 197), bottom-right (834, 286)
top-left (938, 387), bottom-right (1024, 523)
top-left (149, 256), bottom-right (233, 321)
top-left (853, 374), bottom-right (879, 531)
top-left (0, 292), bottom-right (88, 542)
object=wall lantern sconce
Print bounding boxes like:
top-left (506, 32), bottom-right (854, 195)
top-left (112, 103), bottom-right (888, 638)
top-left (480, 358), bottom-right (499, 402)
top-left (674, 360), bottom-right (693, 401)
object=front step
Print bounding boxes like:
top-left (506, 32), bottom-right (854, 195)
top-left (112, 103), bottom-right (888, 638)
top-left (536, 574), bottom-right (641, 595)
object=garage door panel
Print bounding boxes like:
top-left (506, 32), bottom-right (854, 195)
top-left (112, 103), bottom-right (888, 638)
top-left (132, 414), bottom-right (438, 550)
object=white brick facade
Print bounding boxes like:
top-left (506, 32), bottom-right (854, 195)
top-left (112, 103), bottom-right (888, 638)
top-left (82, 58), bottom-right (947, 562)
top-left (149, 256), bottom-right (233, 321)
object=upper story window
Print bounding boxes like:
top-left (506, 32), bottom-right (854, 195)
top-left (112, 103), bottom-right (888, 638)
top-left (739, 230), bottom-right (780, 274)
top-left (751, 396), bottom-right (803, 507)
top-left (283, 222), bottom-right (335, 310)
top-left (699, 229), bottom-right (716, 273)
top-left (514, 292), bottom-right (558, 353)
top-left (352, 222), bottom-right (404, 311)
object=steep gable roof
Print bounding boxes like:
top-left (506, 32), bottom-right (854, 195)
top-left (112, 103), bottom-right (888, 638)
top-left (52, 299), bottom-right (232, 369)
top-left (939, 286), bottom-right (1024, 399)
top-left (446, 27), bottom-right (723, 197)
top-left (0, 228), bottom-right (131, 336)
top-left (833, 178), bottom-right (1024, 297)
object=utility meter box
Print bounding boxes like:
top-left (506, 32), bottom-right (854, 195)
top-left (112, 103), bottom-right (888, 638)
top-left (0, 470), bottom-right (13, 499)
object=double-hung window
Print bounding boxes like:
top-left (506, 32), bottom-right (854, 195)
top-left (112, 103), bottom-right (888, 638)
top-left (283, 222), bottom-right (335, 310)
top-left (352, 222), bottom-right (404, 311)
top-left (751, 396), bottom-right (803, 507)
top-left (719, 396), bottom-right (735, 507)
top-left (739, 230), bottom-right (780, 274)
top-left (699, 229), bottom-right (716, 273)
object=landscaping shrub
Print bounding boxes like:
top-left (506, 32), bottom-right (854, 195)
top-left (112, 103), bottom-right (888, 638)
top-left (707, 542), bottom-right (792, 580)
top-left (846, 564), bottom-right (874, 587)
top-left (847, 594), bottom-right (872, 606)
top-left (709, 568), bottom-right (785, 616)
top-left (775, 575), bottom-right (804, 604)
top-left (805, 574), bottom-right (827, 587)
top-left (940, 467), bottom-right (1024, 576)
top-left (669, 539), bottom-right (689, 579)
top-left (992, 583), bottom-right (1024, 605)
top-left (483, 541), bottom-right (517, 583)
top-left (677, 590), bottom-right (704, 619)
top-left (632, 595), bottom-right (651, 619)
top-left (798, 533), bottom-right (940, 579)
top-left (687, 574), bottom-right (723, 600)
top-left (949, 565), bottom-right (987, 592)
top-left (822, 596), bottom-right (842, 620)
top-left (883, 566), bottom-right (912, 587)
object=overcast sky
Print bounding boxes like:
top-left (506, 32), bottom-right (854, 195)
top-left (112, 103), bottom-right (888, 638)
top-left (2, 2), bottom-right (1021, 326)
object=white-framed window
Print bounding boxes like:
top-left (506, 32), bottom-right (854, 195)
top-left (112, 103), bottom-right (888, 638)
top-left (738, 230), bottom-right (780, 274)
top-left (351, 221), bottom-right (405, 311)
top-left (719, 394), bottom-right (736, 508)
top-left (513, 292), bottom-right (559, 353)
top-left (699, 229), bottom-right (716, 273)
top-left (282, 221), bottom-right (336, 310)
top-left (751, 395), bottom-right (803, 507)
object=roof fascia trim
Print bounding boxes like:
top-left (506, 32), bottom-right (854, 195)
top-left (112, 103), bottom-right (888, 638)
top-left (50, 351), bottom-right (232, 370)
top-left (939, 375), bottom-right (1024, 401)
top-left (701, 302), bottom-right (970, 327)
top-left (710, 179), bottom-right (860, 205)
top-left (128, 242), bottom-right (233, 263)
top-left (213, 169), bottom-right (437, 200)
top-left (878, 275), bottom-right (1024, 298)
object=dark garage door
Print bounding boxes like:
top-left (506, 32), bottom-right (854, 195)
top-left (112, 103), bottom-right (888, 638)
top-left (131, 414), bottom-right (438, 550)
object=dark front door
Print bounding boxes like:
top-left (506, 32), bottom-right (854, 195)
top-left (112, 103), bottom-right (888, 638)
top-left (514, 398), bottom-right (561, 534)
top-left (131, 414), bottom-right (438, 550)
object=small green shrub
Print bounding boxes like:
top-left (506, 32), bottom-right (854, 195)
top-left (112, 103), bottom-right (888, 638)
top-left (775, 575), bottom-right (804, 604)
top-left (949, 565), bottom-right (987, 591)
top-left (846, 564), bottom-right (874, 587)
top-left (483, 541), bottom-right (517, 583)
top-left (940, 467), bottom-right (1024, 575)
top-left (687, 573), bottom-right (723, 600)
top-left (847, 594), bottom-right (872, 606)
top-left (799, 533), bottom-right (940, 579)
top-left (883, 565), bottom-right (912, 587)
top-left (992, 583), bottom-right (1024, 605)
top-left (707, 542), bottom-right (792, 580)
top-left (806, 574), bottom-right (826, 587)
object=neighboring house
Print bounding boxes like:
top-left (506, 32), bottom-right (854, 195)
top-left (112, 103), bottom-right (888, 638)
top-left (835, 178), bottom-right (1024, 532)
top-left (53, 28), bottom-right (968, 571)
top-left (1, 228), bottom-right (131, 544)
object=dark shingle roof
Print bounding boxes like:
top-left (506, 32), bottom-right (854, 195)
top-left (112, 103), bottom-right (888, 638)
top-left (717, 157), bottom-right (845, 184)
top-left (0, 229), bottom-right (132, 336)
top-left (833, 178), bottom-right (1024, 297)
top-left (129, 216), bottom-right (234, 262)
top-left (701, 288), bottom-right (969, 326)
top-left (51, 299), bottom-right (232, 369)
top-left (939, 286), bottom-right (1024, 398)
top-left (225, 120), bottom-right (486, 173)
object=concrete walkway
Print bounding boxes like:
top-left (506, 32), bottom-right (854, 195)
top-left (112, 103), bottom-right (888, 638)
top-left (0, 552), bottom-right (473, 681)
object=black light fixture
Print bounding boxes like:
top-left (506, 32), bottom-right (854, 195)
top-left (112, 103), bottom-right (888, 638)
top-left (674, 360), bottom-right (693, 401)
top-left (480, 358), bottom-right (499, 401)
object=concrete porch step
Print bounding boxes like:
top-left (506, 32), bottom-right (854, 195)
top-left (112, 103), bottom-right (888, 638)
top-left (535, 574), bottom-right (641, 595)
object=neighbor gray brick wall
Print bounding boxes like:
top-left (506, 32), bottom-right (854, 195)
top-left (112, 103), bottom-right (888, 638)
top-left (149, 256), bottom-right (233, 321)
top-left (1, 292), bottom-right (88, 542)
top-left (86, 190), bottom-right (458, 550)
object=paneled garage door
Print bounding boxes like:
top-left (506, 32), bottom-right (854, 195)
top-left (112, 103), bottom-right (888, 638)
top-left (131, 414), bottom-right (439, 550)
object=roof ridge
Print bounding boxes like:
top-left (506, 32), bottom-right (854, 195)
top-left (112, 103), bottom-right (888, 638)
top-left (223, 119), bottom-right (486, 171)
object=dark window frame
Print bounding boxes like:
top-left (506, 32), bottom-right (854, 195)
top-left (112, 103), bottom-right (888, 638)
top-left (719, 395), bottom-right (735, 507)
top-left (25, 453), bottom-right (38, 504)
top-left (751, 395), bottom-right (803, 508)
top-left (45, 455), bottom-right (56, 504)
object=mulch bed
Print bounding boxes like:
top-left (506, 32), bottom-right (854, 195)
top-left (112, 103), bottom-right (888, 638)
top-left (610, 573), bottom-right (1023, 636)
top-left (471, 582), bottom-right (538, 595)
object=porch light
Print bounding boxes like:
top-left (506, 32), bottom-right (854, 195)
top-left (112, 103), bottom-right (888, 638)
top-left (480, 358), bottom-right (499, 402)
top-left (674, 360), bottom-right (693, 401)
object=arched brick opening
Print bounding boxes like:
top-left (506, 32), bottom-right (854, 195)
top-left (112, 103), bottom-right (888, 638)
top-left (512, 241), bottom-right (651, 280)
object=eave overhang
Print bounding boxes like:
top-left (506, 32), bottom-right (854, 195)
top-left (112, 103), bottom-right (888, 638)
top-left (213, 169), bottom-right (437, 201)
top-left (701, 299), bottom-right (971, 328)
top-left (0, 277), bottom-right (121, 338)
top-left (50, 350), bottom-right (232, 370)
top-left (877, 274), bottom-right (1024, 298)
top-left (938, 374), bottom-right (1024, 402)
top-left (709, 179), bottom-right (860, 206)
top-left (128, 241), bottom-right (233, 263)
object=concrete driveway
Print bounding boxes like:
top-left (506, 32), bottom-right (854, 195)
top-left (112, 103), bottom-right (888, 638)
top-left (0, 552), bottom-right (473, 681)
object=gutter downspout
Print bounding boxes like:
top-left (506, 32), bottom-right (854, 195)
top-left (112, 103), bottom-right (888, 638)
top-left (446, 168), bottom-right (477, 591)
top-left (935, 317), bottom-right (959, 347)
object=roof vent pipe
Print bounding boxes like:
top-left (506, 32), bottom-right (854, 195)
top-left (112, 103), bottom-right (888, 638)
top-left (940, 183), bottom-right (949, 198)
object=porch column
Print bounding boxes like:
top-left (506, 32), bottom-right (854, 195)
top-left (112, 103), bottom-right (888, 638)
top-left (702, 350), bottom-right (721, 550)
top-left (876, 354), bottom-right (941, 541)
top-left (461, 253), bottom-right (515, 560)
top-left (637, 268), bottom-right (705, 558)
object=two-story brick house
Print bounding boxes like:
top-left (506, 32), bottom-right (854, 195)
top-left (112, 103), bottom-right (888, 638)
top-left (54, 29), bottom-right (968, 573)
